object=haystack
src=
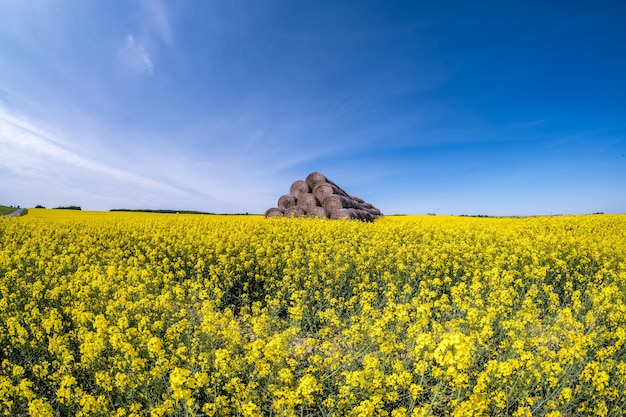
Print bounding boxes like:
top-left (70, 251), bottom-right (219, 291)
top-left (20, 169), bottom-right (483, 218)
top-left (264, 172), bottom-right (382, 221)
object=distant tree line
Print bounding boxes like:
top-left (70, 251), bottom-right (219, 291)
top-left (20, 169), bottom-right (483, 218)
top-left (110, 209), bottom-right (214, 215)
top-left (110, 209), bottom-right (253, 215)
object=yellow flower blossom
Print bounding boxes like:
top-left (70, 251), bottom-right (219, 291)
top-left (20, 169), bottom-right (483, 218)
top-left (27, 398), bottom-right (54, 417)
top-left (0, 209), bottom-right (625, 415)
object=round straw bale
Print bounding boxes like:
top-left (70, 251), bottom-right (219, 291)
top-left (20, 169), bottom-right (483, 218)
top-left (357, 209), bottom-right (376, 222)
top-left (296, 193), bottom-right (319, 210)
top-left (285, 206), bottom-right (307, 218)
top-left (329, 182), bottom-right (351, 197)
top-left (329, 208), bottom-right (354, 220)
top-left (323, 194), bottom-right (357, 212)
top-left (278, 194), bottom-right (296, 209)
top-left (265, 207), bottom-right (284, 218)
top-left (351, 201), bottom-right (367, 211)
top-left (307, 172), bottom-right (352, 197)
top-left (313, 182), bottom-right (341, 202)
top-left (361, 212), bottom-right (374, 222)
top-left (305, 172), bottom-right (328, 189)
top-left (268, 172), bottom-right (381, 221)
top-left (306, 206), bottom-right (329, 219)
top-left (330, 183), bottom-right (351, 198)
top-left (355, 209), bottom-right (366, 220)
top-left (289, 180), bottom-right (311, 198)
top-left (329, 208), bottom-right (352, 220)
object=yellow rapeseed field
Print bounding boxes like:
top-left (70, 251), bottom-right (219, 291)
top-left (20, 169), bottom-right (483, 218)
top-left (1, 209), bottom-right (625, 416)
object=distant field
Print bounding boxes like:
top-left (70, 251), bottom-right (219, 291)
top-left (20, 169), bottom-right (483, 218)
top-left (0, 205), bottom-right (18, 215)
top-left (1, 209), bottom-right (625, 416)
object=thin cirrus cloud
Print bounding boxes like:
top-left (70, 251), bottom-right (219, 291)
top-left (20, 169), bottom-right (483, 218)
top-left (139, 0), bottom-right (172, 45)
top-left (117, 0), bottom-right (172, 76)
top-left (118, 35), bottom-right (154, 75)
top-left (0, 106), bottom-right (288, 213)
top-left (0, 108), bottom-right (181, 196)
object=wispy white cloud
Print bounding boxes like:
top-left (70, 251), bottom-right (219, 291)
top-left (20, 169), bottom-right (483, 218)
top-left (114, 0), bottom-right (172, 77)
top-left (0, 108), bottom-right (183, 198)
top-left (139, 0), bottom-right (172, 45)
top-left (119, 35), bottom-right (154, 75)
top-left (0, 106), bottom-right (306, 212)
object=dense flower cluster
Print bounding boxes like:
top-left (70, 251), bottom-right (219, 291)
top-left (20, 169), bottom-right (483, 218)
top-left (1, 209), bottom-right (625, 416)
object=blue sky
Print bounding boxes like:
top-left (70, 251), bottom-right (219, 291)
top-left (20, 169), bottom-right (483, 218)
top-left (1, 1), bottom-right (624, 215)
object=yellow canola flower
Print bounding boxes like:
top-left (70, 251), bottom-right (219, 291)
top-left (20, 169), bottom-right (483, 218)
top-left (297, 374), bottom-right (322, 405)
top-left (169, 367), bottom-right (196, 401)
top-left (27, 398), bottom-right (54, 417)
top-left (1, 209), bottom-right (625, 415)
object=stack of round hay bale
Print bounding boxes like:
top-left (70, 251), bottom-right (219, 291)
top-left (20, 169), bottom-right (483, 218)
top-left (265, 172), bottom-right (382, 221)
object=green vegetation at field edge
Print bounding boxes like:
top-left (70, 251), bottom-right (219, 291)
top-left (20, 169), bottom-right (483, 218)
top-left (0, 205), bottom-right (21, 215)
top-left (110, 208), bottom-right (255, 215)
